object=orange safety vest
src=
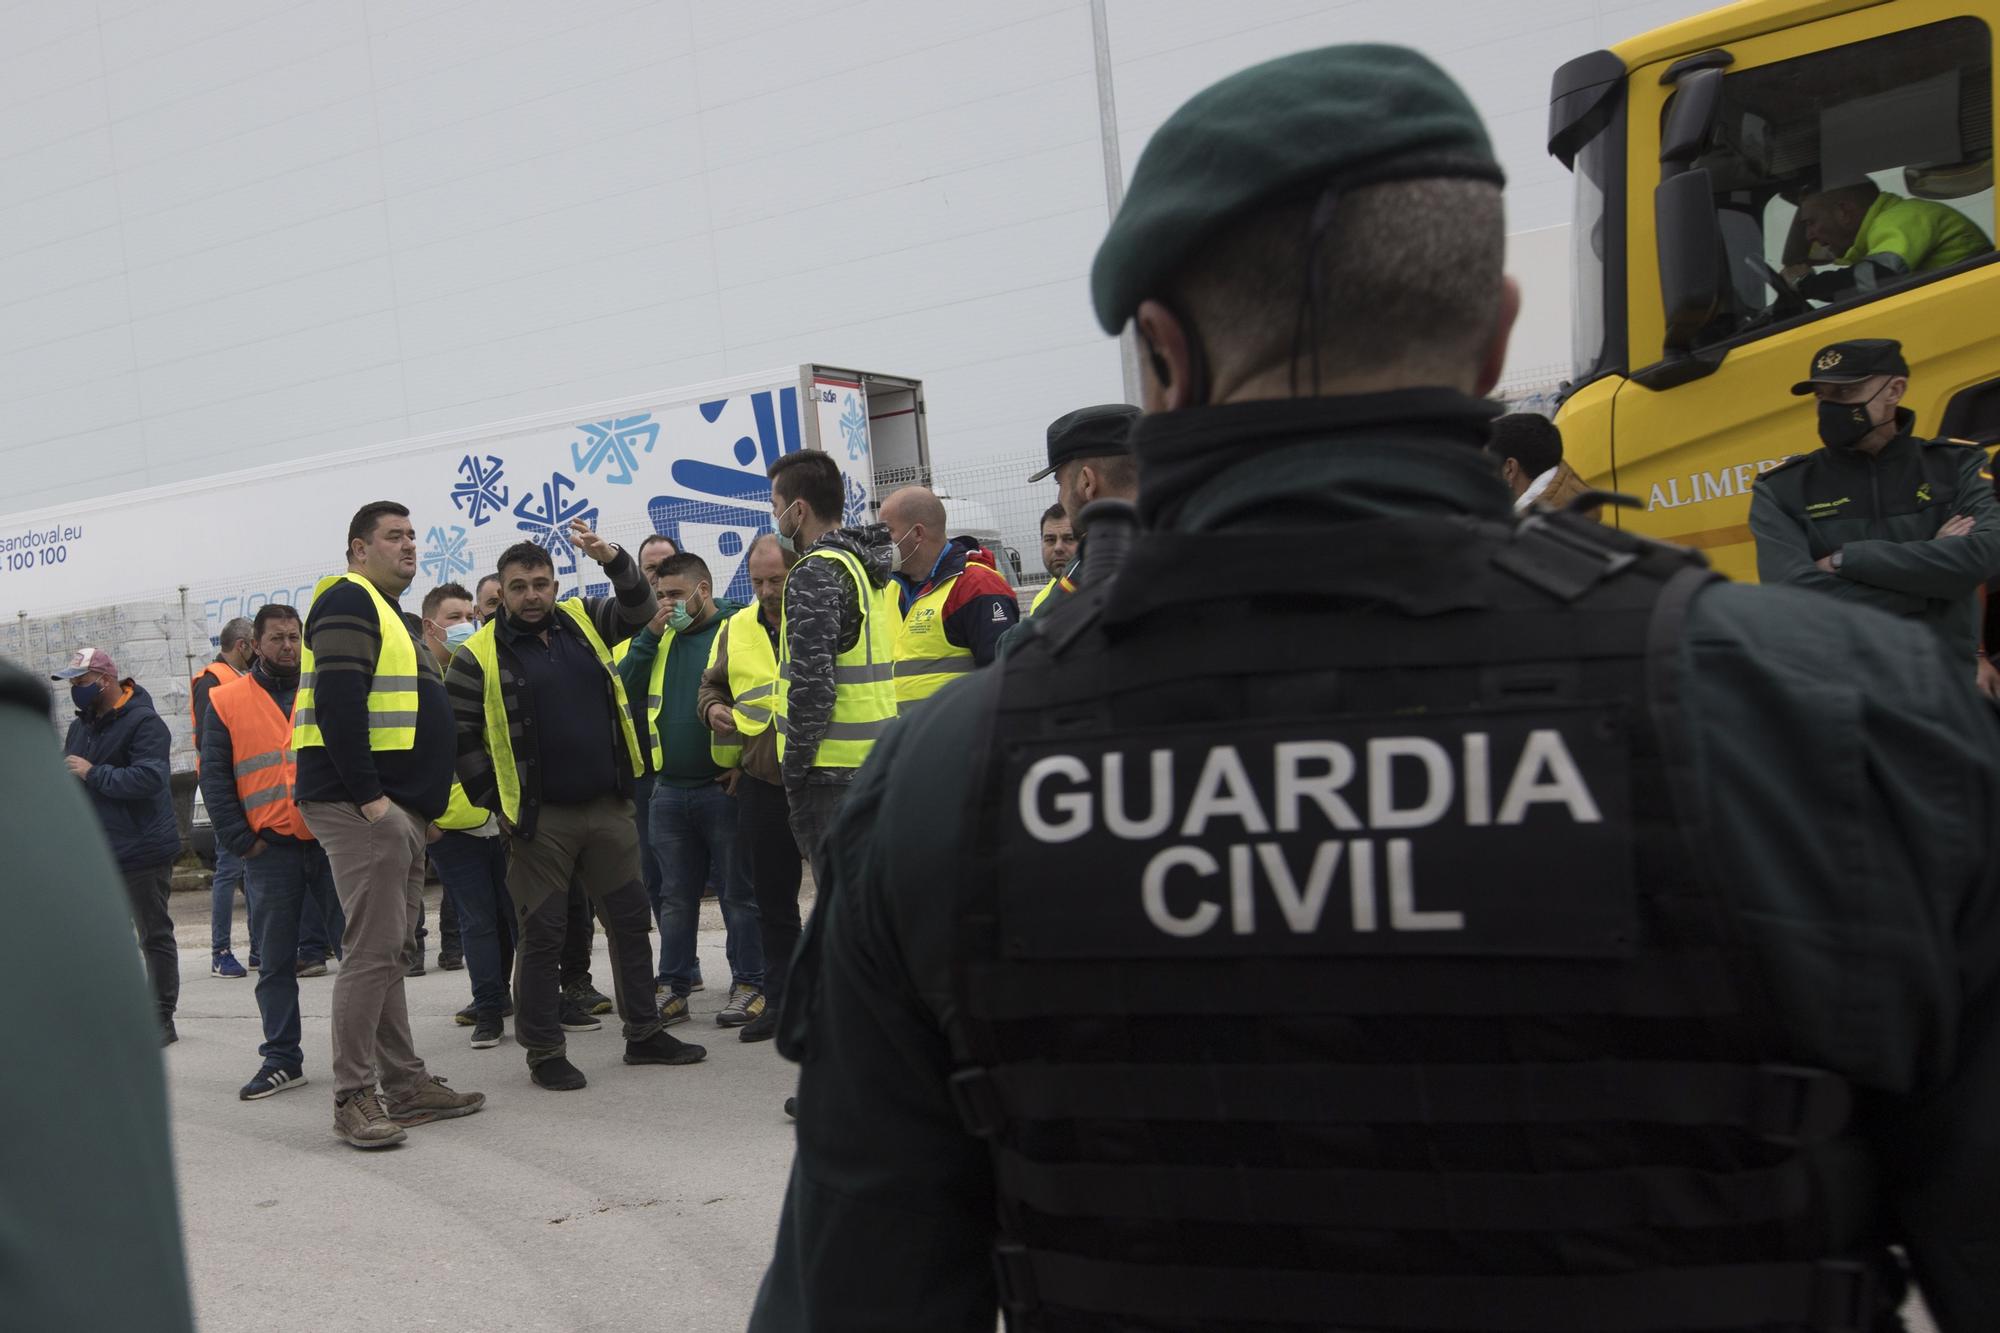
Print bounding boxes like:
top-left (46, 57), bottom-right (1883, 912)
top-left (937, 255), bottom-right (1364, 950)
top-left (204, 672), bottom-right (311, 840)
top-left (190, 659), bottom-right (243, 771)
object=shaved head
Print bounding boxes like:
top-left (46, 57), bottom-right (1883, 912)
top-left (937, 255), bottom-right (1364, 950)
top-left (881, 486), bottom-right (947, 531)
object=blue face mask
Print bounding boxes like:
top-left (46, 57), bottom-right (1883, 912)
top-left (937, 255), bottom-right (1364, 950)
top-left (444, 621), bottom-right (478, 652)
top-left (665, 593), bottom-right (704, 634)
top-left (774, 501), bottom-right (802, 554)
top-left (70, 681), bottom-right (103, 712)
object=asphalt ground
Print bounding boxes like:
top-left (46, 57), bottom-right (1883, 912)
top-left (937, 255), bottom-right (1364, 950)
top-left (166, 883), bottom-right (800, 1333)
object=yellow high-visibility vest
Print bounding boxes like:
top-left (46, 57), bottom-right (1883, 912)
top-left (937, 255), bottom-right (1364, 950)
top-left (639, 627), bottom-right (685, 771)
top-left (462, 600), bottom-right (645, 824)
top-left (774, 547), bottom-right (898, 770)
top-left (432, 639), bottom-right (489, 831)
top-left (893, 573), bottom-right (976, 709)
top-left (293, 573), bottom-right (422, 752)
top-left (436, 781), bottom-right (488, 831)
top-left (708, 604), bottom-right (779, 768)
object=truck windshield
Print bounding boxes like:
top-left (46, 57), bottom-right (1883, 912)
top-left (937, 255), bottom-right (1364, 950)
top-left (1666, 17), bottom-right (1993, 348)
top-left (1570, 123), bottom-right (1615, 385)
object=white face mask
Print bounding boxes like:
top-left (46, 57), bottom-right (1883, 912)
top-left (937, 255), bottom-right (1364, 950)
top-left (890, 528), bottom-right (921, 573)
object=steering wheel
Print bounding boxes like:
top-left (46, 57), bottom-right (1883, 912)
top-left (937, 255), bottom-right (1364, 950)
top-left (1744, 254), bottom-right (1808, 313)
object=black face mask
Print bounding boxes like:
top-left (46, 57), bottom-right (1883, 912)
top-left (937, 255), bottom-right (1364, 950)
top-left (260, 659), bottom-right (300, 685)
top-left (504, 608), bottom-right (550, 636)
top-left (1817, 384), bottom-right (1889, 451)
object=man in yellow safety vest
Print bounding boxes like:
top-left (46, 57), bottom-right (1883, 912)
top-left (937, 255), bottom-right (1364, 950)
top-left (697, 533), bottom-right (795, 1045)
top-left (882, 485), bottom-right (1019, 716)
top-left (294, 500), bottom-right (486, 1150)
top-left (445, 525), bottom-right (706, 1092)
top-left (765, 451), bottom-right (899, 885)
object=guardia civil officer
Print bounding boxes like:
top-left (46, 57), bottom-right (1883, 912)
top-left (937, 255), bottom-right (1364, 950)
top-left (1750, 337), bottom-right (2000, 694)
top-left (750, 45), bottom-right (2000, 1333)
top-left (997, 405), bottom-right (1140, 656)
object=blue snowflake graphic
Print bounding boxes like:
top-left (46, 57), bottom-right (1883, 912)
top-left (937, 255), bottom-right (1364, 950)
top-left (513, 472), bottom-right (599, 577)
top-left (570, 413), bottom-right (660, 486)
top-left (421, 524), bottom-right (473, 584)
top-left (842, 473), bottom-right (869, 527)
top-left (450, 454), bottom-right (509, 527)
top-left (837, 394), bottom-right (868, 461)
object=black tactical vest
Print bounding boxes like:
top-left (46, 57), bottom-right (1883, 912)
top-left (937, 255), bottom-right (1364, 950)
top-left (949, 512), bottom-right (1889, 1332)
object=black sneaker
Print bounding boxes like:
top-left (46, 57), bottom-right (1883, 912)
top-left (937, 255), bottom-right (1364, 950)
top-left (160, 1021), bottom-right (179, 1048)
top-left (531, 1056), bottom-right (587, 1091)
top-left (565, 981), bottom-right (614, 1015)
top-left (623, 1030), bottom-right (706, 1066)
top-left (406, 953), bottom-right (427, 978)
top-left (240, 1067), bottom-right (308, 1101)
top-left (438, 951), bottom-right (464, 972)
top-left (460, 998), bottom-right (516, 1024)
top-left (559, 1000), bottom-right (601, 1032)
top-left (470, 1014), bottom-right (504, 1049)
top-left (739, 1008), bottom-right (778, 1043)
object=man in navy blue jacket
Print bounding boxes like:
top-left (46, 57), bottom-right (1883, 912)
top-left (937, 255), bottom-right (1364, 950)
top-left (56, 647), bottom-right (183, 1045)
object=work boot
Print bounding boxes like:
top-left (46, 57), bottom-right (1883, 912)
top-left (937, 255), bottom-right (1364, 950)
top-left (385, 1075), bottom-right (486, 1127)
top-left (406, 951), bottom-right (427, 978)
top-left (438, 950), bottom-right (464, 971)
top-left (334, 1090), bottom-right (407, 1149)
top-left (624, 1030), bottom-right (706, 1066)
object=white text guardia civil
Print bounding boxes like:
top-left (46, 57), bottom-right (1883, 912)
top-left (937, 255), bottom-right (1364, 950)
top-left (1017, 731), bottom-right (1604, 939)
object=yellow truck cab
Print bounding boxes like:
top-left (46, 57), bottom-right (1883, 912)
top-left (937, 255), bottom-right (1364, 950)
top-left (1548, 0), bottom-right (1997, 579)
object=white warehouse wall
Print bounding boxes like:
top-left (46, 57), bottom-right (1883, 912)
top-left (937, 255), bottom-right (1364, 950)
top-left (0, 0), bottom-right (1715, 514)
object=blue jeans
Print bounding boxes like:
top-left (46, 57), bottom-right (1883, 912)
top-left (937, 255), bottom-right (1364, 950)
top-left (244, 841), bottom-right (334, 1073)
top-left (210, 846), bottom-right (259, 956)
top-left (429, 830), bottom-right (515, 1015)
top-left (651, 781), bottom-right (762, 995)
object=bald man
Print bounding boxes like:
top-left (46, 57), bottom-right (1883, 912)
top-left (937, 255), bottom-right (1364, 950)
top-left (880, 486), bottom-right (1019, 711)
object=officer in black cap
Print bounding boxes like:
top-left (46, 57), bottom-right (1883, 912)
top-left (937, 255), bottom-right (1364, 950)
top-left (1750, 337), bottom-right (2000, 692)
top-left (1011, 403), bottom-right (1140, 631)
top-left (750, 45), bottom-right (2000, 1333)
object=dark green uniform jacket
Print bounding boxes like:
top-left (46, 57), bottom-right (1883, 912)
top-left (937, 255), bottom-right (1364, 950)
top-left (750, 393), bottom-right (2000, 1332)
top-left (0, 661), bottom-right (195, 1330)
top-left (1749, 414), bottom-right (2000, 658)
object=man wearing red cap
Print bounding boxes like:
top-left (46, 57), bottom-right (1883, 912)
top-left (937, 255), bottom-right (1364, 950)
top-left (56, 647), bottom-right (184, 1045)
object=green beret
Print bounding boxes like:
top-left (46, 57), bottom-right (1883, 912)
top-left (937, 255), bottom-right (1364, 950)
top-left (1090, 44), bottom-right (1504, 334)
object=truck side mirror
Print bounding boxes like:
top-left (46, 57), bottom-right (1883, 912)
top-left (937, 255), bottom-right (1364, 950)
top-left (1659, 66), bottom-right (1723, 172)
top-left (1656, 168), bottom-right (1722, 350)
